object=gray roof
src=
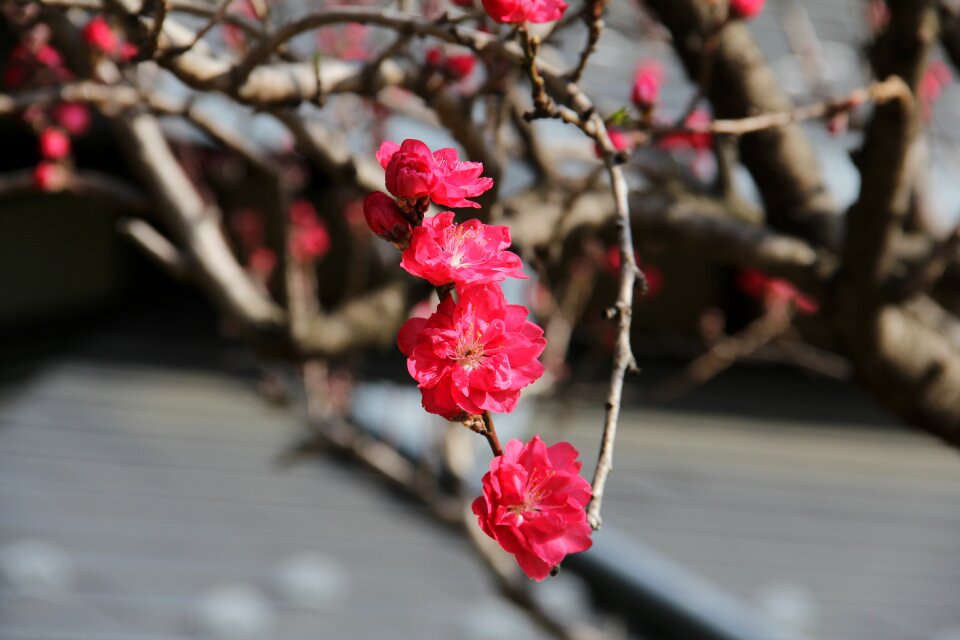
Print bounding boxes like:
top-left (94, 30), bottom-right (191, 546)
top-left (531, 399), bottom-right (960, 640)
top-left (0, 359), bottom-right (571, 640)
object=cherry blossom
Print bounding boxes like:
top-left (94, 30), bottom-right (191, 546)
top-left (472, 435), bottom-right (593, 580)
top-left (729, 0), bottom-right (765, 20)
top-left (39, 128), bottom-right (70, 160)
top-left (631, 60), bottom-right (663, 109)
top-left (34, 162), bottom-right (65, 192)
top-left (737, 268), bottom-right (819, 315)
top-left (289, 200), bottom-right (331, 262)
top-left (376, 139), bottom-right (440, 204)
top-left (401, 212), bottom-right (526, 287)
top-left (397, 284), bottom-right (545, 419)
top-left (376, 139), bottom-right (492, 209)
top-left (83, 17), bottom-right (117, 54)
top-left (480, 0), bottom-right (568, 24)
top-left (52, 103), bottom-right (91, 136)
top-left (363, 192), bottom-right (412, 248)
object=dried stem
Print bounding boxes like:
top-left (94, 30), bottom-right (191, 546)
top-left (567, 0), bottom-right (606, 85)
top-left (652, 307), bottom-right (794, 403)
top-left (657, 76), bottom-right (909, 138)
top-left (585, 156), bottom-right (639, 532)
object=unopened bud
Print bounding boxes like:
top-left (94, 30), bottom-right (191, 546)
top-left (39, 128), bottom-right (70, 161)
top-left (363, 192), bottom-right (412, 249)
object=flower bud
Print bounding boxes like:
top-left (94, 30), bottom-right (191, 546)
top-left (53, 103), bottom-right (91, 136)
top-left (39, 128), bottom-right (70, 160)
top-left (729, 0), bottom-right (765, 20)
top-left (631, 60), bottom-right (663, 110)
top-left (83, 17), bottom-right (117, 54)
top-left (363, 192), bottom-right (411, 249)
top-left (34, 162), bottom-right (66, 192)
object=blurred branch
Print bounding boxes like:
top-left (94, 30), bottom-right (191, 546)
top-left (118, 217), bottom-right (190, 278)
top-left (651, 308), bottom-right (793, 403)
top-left (0, 168), bottom-right (148, 210)
top-left (643, 0), bottom-right (840, 248)
top-left (836, 1), bottom-right (960, 446)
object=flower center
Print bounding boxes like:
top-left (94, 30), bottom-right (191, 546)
top-left (446, 224), bottom-right (477, 268)
top-left (508, 471), bottom-right (555, 516)
top-left (456, 340), bottom-right (484, 370)
top-left (455, 322), bottom-right (486, 370)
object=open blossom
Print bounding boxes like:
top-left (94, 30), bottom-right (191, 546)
top-left (472, 436), bottom-right (593, 580)
top-left (430, 147), bottom-right (494, 208)
top-left (377, 140), bottom-right (493, 209)
top-left (729, 0), bottom-right (765, 19)
top-left (398, 284), bottom-right (545, 419)
top-left (401, 211), bottom-right (526, 287)
top-left (481, 0), bottom-right (568, 23)
top-left (631, 60), bottom-right (663, 109)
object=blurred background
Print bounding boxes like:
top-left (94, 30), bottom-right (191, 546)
top-left (3, 0), bottom-right (960, 639)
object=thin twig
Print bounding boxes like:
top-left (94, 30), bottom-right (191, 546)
top-left (140, 0), bottom-right (169, 61)
top-left (585, 150), bottom-right (639, 531)
top-left (650, 308), bottom-right (794, 404)
top-left (118, 218), bottom-right (191, 278)
top-left (567, 0), bottom-right (605, 85)
top-left (658, 76), bottom-right (909, 138)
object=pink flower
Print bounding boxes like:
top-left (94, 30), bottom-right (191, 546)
top-left (595, 127), bottom-right (633, 158)
top-left (363, 192), bottom-right (412, 247)
top-left (471, 435), bottom-right (593, 581)
top-left (118, 42), bottom-right (139, 62)
top-left (426, 47), bottom-right (477, 81)
top-left (401, 211), bottom-right (526, 287)
top-left (34, 44), bottom-right (63, 70)
top-left (39, 128), bottom-right (70, 160)
top-left (430, 147), bottom-right (493, 208)
top-left (377, 139), bottom-right (439, 202)
top-left (481, 0), bottom-right (568, 23)
top-left (34, 162), bottom-right (65, 191)
top-left (398, 284), bottom-right (545, 419)
top-left (737, 268), bottom-right (818, 315)
top-left (729, 0), bottom-right (765, 20)
top-left (53, 103), bottom-right (91, 135)
top-left (659, 109), bottom-right (713, 152)
top-left (631, 60), bottom-right (663, 109)
top-left (289, 200), bottom-right (331, 262)
top-left (248, 246), bottom-right (277, 279)
top-left (377, 140), bottom-right (493, 209)
top-left (445, 54), bottom-right (476, 80)
top-left (920, 60), bottom-right (952, 119)
top-left (83, 17), bottom-right (117, 54)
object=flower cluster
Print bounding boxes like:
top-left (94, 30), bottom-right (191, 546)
top-left (362, 138), bottom-right (592, 578)
top-left (376, 139), bottom-right (493, 212)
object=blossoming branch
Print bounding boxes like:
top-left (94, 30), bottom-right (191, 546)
top-left (363, 137), bottom-right (593, 580)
